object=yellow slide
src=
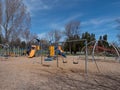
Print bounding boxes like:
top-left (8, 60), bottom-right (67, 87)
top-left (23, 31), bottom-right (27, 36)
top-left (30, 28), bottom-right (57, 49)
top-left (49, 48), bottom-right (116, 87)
top-left (28, 50), bottom-right (36, 58)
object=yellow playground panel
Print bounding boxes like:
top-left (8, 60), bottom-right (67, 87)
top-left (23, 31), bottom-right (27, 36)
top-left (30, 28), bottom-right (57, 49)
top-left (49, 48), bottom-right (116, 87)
top-left (28, 45), bottom-right (40, 58)
top-left (49, 46), bottom-right (55, 57)
top-left (36, 45), bottom-right (40, 50)
top-left (28, 49), bottom-right (36, 58)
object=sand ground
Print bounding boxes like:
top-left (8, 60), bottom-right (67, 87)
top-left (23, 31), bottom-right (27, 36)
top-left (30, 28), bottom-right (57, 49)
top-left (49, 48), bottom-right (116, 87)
top-left (0, 56), bottom-right (120, 90)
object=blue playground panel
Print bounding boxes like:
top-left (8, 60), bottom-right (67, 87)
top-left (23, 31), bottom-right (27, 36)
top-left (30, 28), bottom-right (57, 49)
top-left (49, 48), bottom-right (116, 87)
top-left (56, 50), bottom-right (66, 58)
top-left (61, 53), bottom-right (66, 58)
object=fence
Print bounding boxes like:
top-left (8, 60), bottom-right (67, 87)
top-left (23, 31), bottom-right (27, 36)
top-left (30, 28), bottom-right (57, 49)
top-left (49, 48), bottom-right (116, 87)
top-left (0, 47), bottom-right (26, 57)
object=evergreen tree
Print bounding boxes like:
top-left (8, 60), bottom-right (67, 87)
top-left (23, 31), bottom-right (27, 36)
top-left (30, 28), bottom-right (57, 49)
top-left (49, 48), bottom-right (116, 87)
top-left (99, 36), bottom-right (102, 41)
top-left (103, 34), bottom-right (107, 41)
top-left (0, 34), bottom-right (2, 44)
top-left (103, 34), bottom-right (109, 48)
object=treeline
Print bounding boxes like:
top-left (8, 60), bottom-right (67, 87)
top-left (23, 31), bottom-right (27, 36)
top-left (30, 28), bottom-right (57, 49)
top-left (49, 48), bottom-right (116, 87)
top-left (45, 21), bottom-right (109, 54)
top-left (64, 31), bottom-right (109, 54)
top-left (0, 0), bottom-right (111, 52)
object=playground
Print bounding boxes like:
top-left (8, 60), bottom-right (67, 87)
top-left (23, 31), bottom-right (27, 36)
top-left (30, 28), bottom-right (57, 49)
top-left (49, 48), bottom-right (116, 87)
top-left (0, 0), bottom-right (120, 89)
top-left (0, 39), bottom-right (120, 90)
top-left (0, 55), bottom-right (120, 90)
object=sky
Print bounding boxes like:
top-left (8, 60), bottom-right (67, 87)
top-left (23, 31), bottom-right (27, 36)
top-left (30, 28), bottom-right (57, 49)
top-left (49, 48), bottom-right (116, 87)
top-left (24, 0), bottom-right (120, 42)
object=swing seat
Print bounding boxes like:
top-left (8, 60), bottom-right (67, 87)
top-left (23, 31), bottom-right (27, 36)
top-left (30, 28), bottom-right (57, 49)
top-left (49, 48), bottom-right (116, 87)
top-left (63, 60), bottom-right (67, 63)
top-left (44, 58), bottom-right (53, 61)
top-left (73, 61), bottom-right (78, 64)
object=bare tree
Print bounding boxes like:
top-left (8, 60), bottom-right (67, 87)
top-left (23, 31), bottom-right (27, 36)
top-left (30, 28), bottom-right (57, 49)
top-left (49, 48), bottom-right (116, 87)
top-left (64, 21), bottom-right (80, 54)
top-left (46, 31), bottom-right (53, 42)
top-left (1, 0), bottom-right (31, 43)
top-left (22, 29), bottom-right (38, 44)
top-left (54, 30), bottom-right (62, 43)
top-left (29, 33), bottom-right (38, 44)
top-left (46, 29), bottom-right (62, 43)
top-left (64, 21), bottom-right (80, 40)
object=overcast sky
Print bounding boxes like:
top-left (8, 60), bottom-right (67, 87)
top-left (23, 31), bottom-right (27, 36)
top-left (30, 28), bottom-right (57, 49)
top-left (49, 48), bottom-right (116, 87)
top-left (24, 0), bottom-right (120, 42)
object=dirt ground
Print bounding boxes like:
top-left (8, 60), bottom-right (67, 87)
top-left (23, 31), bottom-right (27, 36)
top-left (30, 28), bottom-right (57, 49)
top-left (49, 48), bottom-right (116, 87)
top-left (0, 56), bottom-right (120, 90)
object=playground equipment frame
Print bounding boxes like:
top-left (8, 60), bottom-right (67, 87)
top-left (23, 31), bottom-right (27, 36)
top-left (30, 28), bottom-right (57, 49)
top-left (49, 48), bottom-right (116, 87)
top-left (92, 40), bottom-right (120, 63)
top-left (40, 39), bottom-right (89, 75)
top-left (81, 40), bottom-right (120, 62)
